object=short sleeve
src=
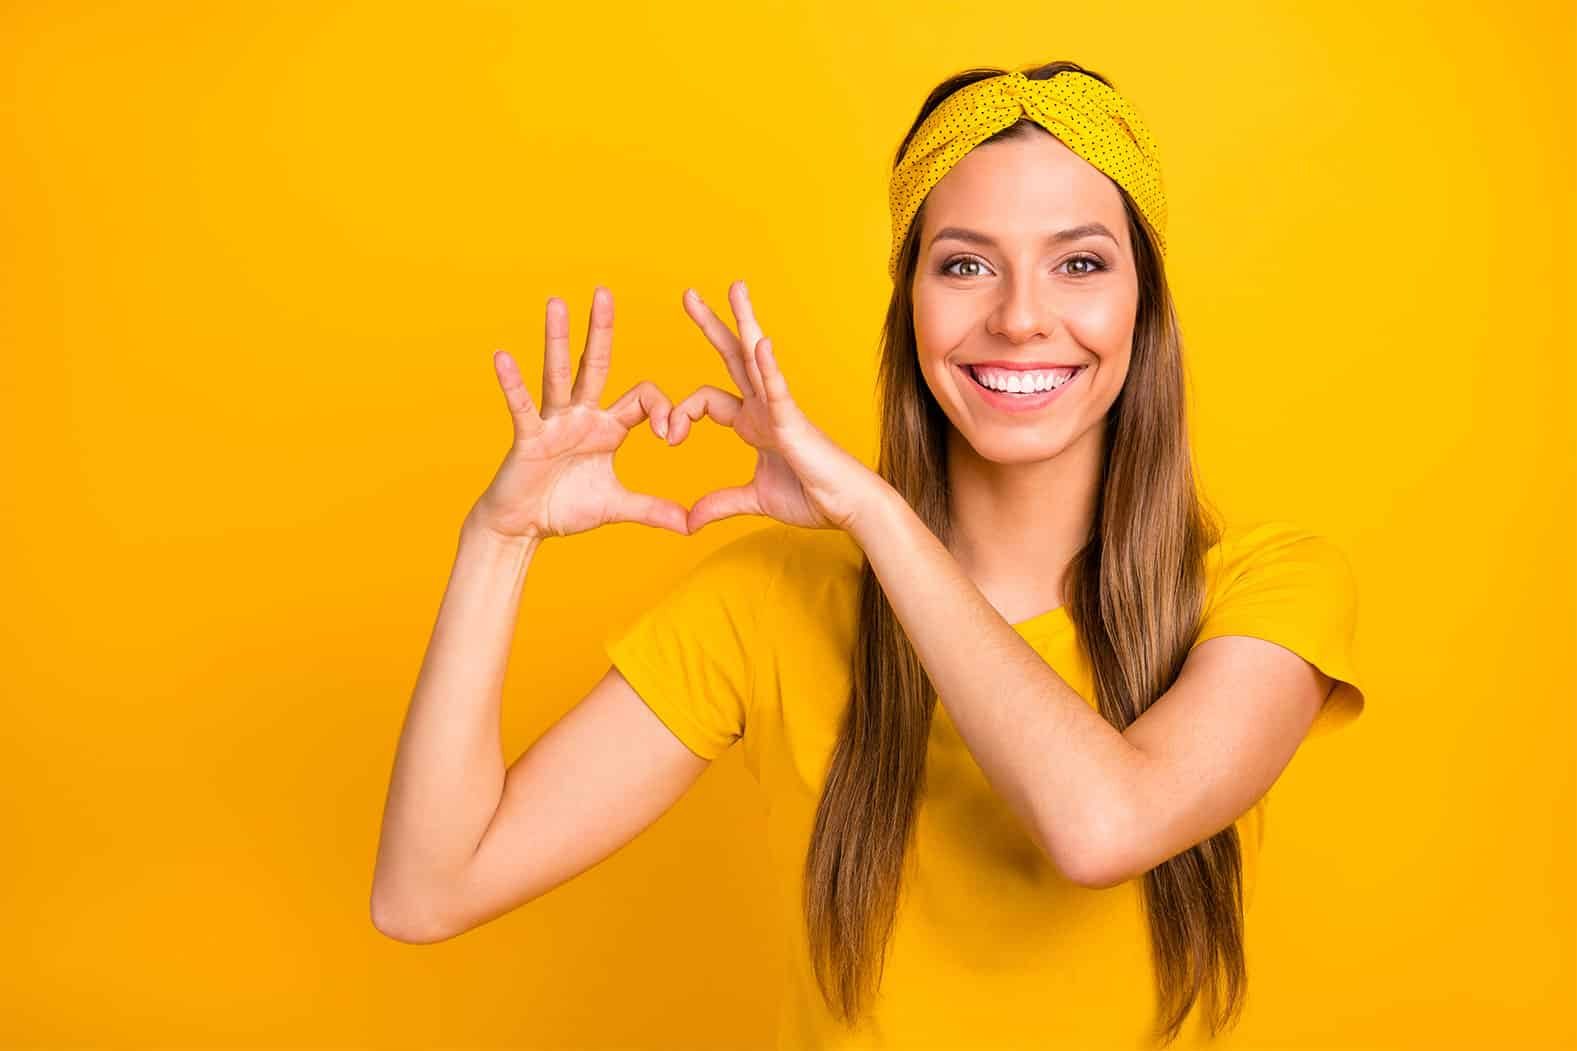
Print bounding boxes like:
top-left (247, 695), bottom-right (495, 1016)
top-left (600, 525), bottom-right (784, 760)
top-left (1190, 524), bottom-right (1366, 739)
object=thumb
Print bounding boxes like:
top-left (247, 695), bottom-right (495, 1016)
top-left (616, 491), bottom-right (693, 535)
top-left (688, 485), bottom-right (761, 533)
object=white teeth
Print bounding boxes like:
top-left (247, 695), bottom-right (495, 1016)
top-left (968, 365), bottom-right (1079, 394)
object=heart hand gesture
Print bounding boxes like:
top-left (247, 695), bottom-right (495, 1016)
top-left (666, 281), bottom-right (886, 535)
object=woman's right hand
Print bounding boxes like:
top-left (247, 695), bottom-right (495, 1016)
top-left (466, 287), bottom-right (691, 542)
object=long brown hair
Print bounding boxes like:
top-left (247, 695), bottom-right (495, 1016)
top-left (801, 60), bottom-right (1235, 1047)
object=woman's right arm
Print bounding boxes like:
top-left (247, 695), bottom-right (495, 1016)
top-left (369, 287), bottom-right (716, 944)
top-left (369, 512), bottom-right (714, 944)
top-left (367, 514), bottom-right (533, 943)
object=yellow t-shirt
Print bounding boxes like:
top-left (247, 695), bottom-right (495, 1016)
top-left (602, 518), bottom-right (1365, 1050)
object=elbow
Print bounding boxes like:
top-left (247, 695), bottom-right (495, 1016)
top-left (1055, 839), bottom-right (1121, 891)
top-left (1053, 801), bottom-right (1137, 891)
top-left (369, 884), bottom-right (458, 945)
top-left (1065, 850), bottom-right (1132, 891)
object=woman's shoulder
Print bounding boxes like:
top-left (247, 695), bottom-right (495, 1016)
top-left (774, 521), bottom-right (864, 568)
top-left (711, 523), bottom-right (865, 631)
top-left (1195, 518), bottom-right (1366, 734)
top-left (1208, 518), bottom-right (1343, 573)
top-left (1201, 517), bottom-right (1358, 610)
top-left (687, 522), bottom-right (863, 599)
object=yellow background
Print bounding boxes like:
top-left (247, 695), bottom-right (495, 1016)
top-left (2, 1), bottom-right (1572, 1047)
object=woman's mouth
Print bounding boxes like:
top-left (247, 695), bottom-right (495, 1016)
top-left (958, 362), bottom-right (1086, 414)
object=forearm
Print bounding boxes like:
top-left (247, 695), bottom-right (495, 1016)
top-left (848, 486), bottom-right (1144, 886)
top-left (371, 511), bottom-right (539, 928)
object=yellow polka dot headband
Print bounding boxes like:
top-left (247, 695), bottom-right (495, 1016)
top-left (888, 69), bottom-right (1168, 280)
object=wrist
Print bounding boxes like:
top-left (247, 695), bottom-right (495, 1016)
top-left (460, 509), bottom-right (542, 558)
top-left (843, 477), bottom-right (907, 547)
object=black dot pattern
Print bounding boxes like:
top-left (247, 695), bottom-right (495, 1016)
top-left (888, 69), bottom-right (1168, 280)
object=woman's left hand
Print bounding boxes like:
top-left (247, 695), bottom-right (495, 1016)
top-left (667, 280), bottom-right (890, 534)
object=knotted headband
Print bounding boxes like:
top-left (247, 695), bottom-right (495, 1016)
top-left (887, 69), bottom-right (1167, 280)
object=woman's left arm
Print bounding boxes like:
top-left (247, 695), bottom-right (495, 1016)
top-left (678, 281), bottom-right (1331, 890)
top-left (849, 485), bottom-right (1331, 891)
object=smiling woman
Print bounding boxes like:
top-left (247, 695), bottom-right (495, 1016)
top-left (372, 56), bottom-right (1367, 1051)
top-left (598, 60), bottom-right (1364, 1049)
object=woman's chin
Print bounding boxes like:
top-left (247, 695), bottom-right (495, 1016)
top-left (950, 426), bottom-right (1076, 466)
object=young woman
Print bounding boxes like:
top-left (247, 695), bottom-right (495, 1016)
top-left (372, 60), bottom-right (1366, 1050)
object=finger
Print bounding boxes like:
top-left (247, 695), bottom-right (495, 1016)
top-left (688, 484), bottom-right (762, 533)
top-left (607, 379), bottom-right (674, 440)
top-left (493, 349), bottom-right (544, 443)
top-left (615, 491), bottom-right (693, 535)
top-left (569, 286), bottom-right (615, 408)
top-left (681, 287), bottom-right (755, 397)
top-left (665, 384), bottom-right (743, 446)
top-left (755, 337), bottom-right (795, 415)
top-left (541, 296), bottom-right (575, 413)
top-left (729, 280), bottom-right (768, 400)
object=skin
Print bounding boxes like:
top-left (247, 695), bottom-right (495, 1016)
top-left (910, 127), bottom-right (1141, 619)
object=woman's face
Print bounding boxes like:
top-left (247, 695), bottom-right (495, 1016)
top-left (911, 129), bottom-right (1140, 465)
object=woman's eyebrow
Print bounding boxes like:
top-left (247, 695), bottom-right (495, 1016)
top-left (928, 222), bottom-right (1119, 249)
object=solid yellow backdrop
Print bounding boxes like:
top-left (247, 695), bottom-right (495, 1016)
top-left (1, 1), bottom-right (1571, 1047)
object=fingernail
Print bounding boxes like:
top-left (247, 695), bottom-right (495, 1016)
top-left (657, 417), bottom-right (668, 438)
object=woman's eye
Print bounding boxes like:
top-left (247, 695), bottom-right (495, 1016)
top-left (939, 256), bottom-right (986, 277)
top-left (938, 254), bottom-right (1108, 278)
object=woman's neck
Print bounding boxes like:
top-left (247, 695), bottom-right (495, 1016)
top-left (943, 420), bottom-right (1104, 616)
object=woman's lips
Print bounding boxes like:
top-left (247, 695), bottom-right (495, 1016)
top-left (958, 363), bottom-right (1085, 414)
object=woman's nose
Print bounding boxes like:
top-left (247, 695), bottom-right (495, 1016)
top-left (989, 280), bottom-right (1055, 343)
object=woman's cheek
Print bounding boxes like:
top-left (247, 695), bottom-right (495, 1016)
top-left (913, 301), bottom-right (975, 364)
